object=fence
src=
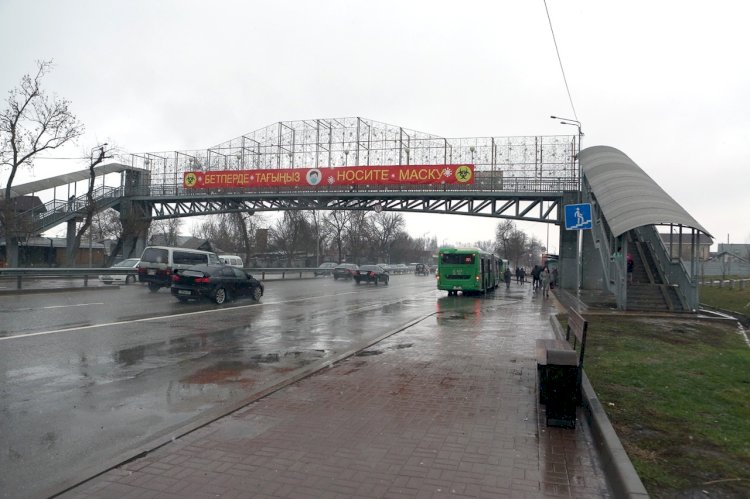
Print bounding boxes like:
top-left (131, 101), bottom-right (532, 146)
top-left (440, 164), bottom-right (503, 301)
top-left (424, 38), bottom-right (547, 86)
top-left (0, 267), bottom-right (326, 291)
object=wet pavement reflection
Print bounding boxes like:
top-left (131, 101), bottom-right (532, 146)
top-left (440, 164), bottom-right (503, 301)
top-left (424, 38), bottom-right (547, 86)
top-left (64, 281), bottom-right (612, 498)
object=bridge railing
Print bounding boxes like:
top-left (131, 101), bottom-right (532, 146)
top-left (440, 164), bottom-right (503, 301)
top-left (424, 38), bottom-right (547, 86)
top-left (16, 186), bottom-right (124, 228)
top-left (135, 176), bottom-right (579, 198)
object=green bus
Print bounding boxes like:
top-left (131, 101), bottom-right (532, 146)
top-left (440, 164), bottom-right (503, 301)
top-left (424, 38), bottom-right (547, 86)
top-left (436, 246), bottom-right (504, 296)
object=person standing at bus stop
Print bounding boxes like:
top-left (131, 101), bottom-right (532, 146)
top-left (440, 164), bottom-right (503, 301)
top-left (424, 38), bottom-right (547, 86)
top-left (531, 264), bottom-right (541, 290)
top-left (540, 266), bottom-right (551, 298)
top-left (504, 267), bottom-right (512, 289)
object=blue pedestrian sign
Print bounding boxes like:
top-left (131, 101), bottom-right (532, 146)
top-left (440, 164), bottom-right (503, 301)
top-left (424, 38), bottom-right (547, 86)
top-left (564, 203), bottom-right (593, 230)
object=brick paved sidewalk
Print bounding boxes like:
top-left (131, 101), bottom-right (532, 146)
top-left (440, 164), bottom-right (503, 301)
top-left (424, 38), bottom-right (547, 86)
top-left (64, 291), bottom-right (612, 498)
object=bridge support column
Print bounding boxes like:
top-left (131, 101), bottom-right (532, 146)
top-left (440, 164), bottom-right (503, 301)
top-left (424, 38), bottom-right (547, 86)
top-left (558, 192), bottom-right (579, 290)
top-left (581, 227), bottom-right (605, 289)
top-left (4, 236), bottom-right (19, 267)
top-left (118, 169), bottom-right (152, 260)
top-left (65, 219), bottom-right (77, 265)
top-left (119, 200), bottom-right (151, 259)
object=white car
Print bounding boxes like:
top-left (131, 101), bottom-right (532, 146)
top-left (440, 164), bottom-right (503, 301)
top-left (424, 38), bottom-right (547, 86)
top-left (99, 258), bottom-right (140, 285)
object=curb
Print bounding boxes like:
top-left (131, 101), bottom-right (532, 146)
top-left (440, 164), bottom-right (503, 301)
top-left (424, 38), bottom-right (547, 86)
top-left (549, 315), bottom-right (649, 499)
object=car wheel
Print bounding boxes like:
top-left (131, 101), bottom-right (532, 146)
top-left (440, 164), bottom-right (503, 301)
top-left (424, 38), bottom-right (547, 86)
top-left (374, 278), bottom-right (378, 286)
top-left (148, 283), bottom-right (160, 293)
top-left (251, 286), bottom-right (262, 301)
top-left (334, 275), bottom-right (338, 280)
top-left (125, 275), bottom-right (134, 285)
top-left (214, 288), bottom-right (227, 304)
top-left (385, 277), bottom-right (389, 286)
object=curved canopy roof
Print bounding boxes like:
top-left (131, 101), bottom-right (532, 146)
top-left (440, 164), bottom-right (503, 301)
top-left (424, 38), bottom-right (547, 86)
top-left (579, 146), bottom-right (711, 238)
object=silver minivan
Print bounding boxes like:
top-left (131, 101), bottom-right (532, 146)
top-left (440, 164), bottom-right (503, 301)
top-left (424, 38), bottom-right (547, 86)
top-left (138, 246), bottom-right (220, 292)
top-left (219, 254), bottom-right (244, 268)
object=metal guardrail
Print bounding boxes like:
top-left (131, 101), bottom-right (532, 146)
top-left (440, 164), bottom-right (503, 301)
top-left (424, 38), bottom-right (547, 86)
top-left (0, 267), bottom-right (329, 290)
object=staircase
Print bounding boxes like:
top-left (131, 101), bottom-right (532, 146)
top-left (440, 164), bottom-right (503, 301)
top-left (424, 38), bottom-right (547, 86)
top-left (625, 231), bottom-right (685, 312)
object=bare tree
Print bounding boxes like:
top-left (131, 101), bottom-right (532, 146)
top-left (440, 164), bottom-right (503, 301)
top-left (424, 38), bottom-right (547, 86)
top-left (369, 211), bottom-right (405, 262)
top-left (305, 210), bottom-right (327, 266)
top-left (344, 211), bottom-right (371, 263)
top-left (494, 220), bottom-right (516, 260)
top-left (66, 145), bottom-right (108, 265)
top-left (270, 211), bottom-right (310, 266)
top-left (150, 217), bottom-right (183, 246)
top-left (324, 210), bottom-right (352, 263)
top-left (1, 60), bottom-right (84, 266)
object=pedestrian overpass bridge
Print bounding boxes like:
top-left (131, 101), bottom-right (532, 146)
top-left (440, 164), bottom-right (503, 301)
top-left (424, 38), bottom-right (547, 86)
top-left (6, 117), bottom-right (711, 311)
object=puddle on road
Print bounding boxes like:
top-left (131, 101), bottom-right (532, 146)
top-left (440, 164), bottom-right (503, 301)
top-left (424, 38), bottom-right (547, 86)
top-left (356, 343), bottom-right (413, 358)
top-left (356, 350), bottom-right (383, 357)
top-left (180, 350), bottom-right (327, 386)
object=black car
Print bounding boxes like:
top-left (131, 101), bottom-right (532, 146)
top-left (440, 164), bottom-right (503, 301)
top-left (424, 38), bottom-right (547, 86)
top-left (353, 265), bottom-right (389, 285)
top-left (171, 264), bottom-right (264, 304)
top-left (332, 263), bottom-right (358, 280)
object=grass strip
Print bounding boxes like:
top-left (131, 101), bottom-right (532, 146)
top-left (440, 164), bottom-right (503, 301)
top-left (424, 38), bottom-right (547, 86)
top-left (578, 315), bottom-right (750, 498)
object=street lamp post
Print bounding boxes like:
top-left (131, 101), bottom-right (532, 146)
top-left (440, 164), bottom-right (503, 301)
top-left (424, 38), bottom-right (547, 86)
top-left (550, 116), bottom-right (583, 190)
top-left (551, 116), bottom-right (584, 292)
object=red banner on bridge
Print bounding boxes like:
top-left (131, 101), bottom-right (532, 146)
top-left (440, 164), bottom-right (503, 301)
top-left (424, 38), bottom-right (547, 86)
top-left (183, 164), bottom-right (474, 189)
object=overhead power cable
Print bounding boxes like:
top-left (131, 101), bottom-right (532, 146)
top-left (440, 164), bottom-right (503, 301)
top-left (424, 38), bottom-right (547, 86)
top-left (543, 0), bottom-right (579, 122)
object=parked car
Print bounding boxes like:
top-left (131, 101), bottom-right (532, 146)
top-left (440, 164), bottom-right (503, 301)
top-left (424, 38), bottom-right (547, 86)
top-left (138, 246), bottom-right (221, 292)
top-left (332, 263), bottom-right (358, 280)
top-left (393, 263), bottom-right (409, 274)
top-left (314, 262), bottom-right (338, 276)
top-left (98, 258), bottom-right (140, 285)
top-left (170, 264), bottom-right (264, 304)
top-left (219, 254), bottom-right (244, 268)
top-left (353, 264), bottom-right (390, 285)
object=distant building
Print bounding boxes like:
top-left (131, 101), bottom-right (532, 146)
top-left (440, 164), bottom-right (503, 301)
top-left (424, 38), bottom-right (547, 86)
top-left (0, 236), bottom-right (105, 267)
top-left (659, 233), bottom-right (713, 260)
top-left (147, 235), bottom-right (216, 252)
top-left (717, 243), bottom-right (750, 261)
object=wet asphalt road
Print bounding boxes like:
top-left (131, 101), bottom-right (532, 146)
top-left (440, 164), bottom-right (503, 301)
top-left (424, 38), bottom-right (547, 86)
top-left (0, 274), bottom-right (440, 498)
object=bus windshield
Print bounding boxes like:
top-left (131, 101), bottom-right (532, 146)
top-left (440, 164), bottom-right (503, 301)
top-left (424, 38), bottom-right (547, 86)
top-left (441, 253), bottom-right (475, 265)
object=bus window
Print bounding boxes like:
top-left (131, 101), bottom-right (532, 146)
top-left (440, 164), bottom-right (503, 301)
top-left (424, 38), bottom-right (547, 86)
top-left (442, 253), bottom-right (475, 265)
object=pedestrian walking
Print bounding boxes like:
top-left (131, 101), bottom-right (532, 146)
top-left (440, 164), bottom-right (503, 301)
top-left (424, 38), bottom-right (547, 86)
top-left (504, 268), bottom-right (512, 289)
top-left (519, 267), bottom-right (526, 285)
top-left (540, 267), bottom-right (551, 298)
top-left (532, 265), bottom-right (541, 290)
top-left (627, 253), bottom-right (634, 284)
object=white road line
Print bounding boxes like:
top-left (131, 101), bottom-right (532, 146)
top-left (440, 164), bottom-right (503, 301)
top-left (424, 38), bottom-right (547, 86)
top-left (0, 290), bottom-right (365, 342)
top-left (1, 287), bottom-right (438, 342)
top-left (43, 302), bottom-right (105, 309)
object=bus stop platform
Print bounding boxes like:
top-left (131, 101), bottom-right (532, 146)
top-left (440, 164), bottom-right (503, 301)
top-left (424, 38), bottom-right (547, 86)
top-left (62, 285), bottom-right (617, 498)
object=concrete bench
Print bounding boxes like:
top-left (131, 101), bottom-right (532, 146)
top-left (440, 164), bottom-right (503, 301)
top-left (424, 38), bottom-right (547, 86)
top-left (536, 309), bottom-right (588, 428)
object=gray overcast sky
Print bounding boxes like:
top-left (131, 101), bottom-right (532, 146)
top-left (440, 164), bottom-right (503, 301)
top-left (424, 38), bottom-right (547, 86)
top-left (1, 0), bottom-right (748, 250)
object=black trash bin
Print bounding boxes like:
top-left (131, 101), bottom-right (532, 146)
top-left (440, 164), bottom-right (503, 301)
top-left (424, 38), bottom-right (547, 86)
top-left (542, 349), bottom-right (578, 429)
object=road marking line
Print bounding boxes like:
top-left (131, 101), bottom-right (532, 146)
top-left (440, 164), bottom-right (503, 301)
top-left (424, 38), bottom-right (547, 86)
top-left (42, 303), bottom-right (105, 309)
top-left (2, 288), bottom-right (426, 342)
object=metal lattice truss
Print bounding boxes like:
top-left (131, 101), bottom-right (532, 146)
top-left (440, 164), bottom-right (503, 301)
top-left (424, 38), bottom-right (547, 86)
top-left (118, 117), bottom-right (580, 190)
top-left (145, 191), bottom-right (563, 224)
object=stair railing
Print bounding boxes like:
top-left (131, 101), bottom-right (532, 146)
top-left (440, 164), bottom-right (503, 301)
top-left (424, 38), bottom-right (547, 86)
top-left (634, 225), bottom-right (696, 311)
